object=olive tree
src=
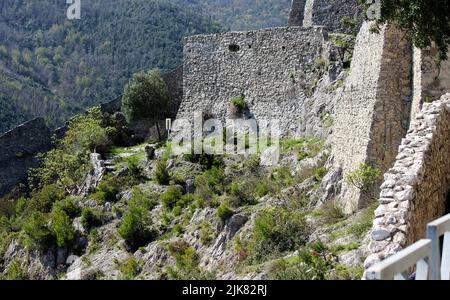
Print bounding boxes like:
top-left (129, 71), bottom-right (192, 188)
top-left (121, 69), bottom-right (170, 139)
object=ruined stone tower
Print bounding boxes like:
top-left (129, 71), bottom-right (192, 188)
top-left (288, 0), bottom-right (363, 33)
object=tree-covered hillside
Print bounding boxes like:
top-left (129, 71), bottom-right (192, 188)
top-left (175, 0), bottom-right (292, 31)
top-left (0, 0), bottom-right (223, 133)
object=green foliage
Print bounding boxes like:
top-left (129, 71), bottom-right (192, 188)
top-left (268, 242), bottom-right (363, 280)
top-left (81, 208), bottom-right (104, 231)
top-left (252, 208), bottom-right (309, 261)
top-left (231, 96), bottom-right (248, 112)
top-left (166, 239), bottom-right (214, 280)
top-left (30, 108), bottom-right (111, 192)
top-left (281, 137), bottom-right (325, 161)
top-left (155, 159), bottom-right (171, 185)
top-left (161, 186), bottom-right (184, 210)
top-left (346, 163), bottom-right (381, 192)
top-left (50, 203), bottom-right (76, 248)
top-left (59, 197), bottom-right (81, 219)
top-left (6, 259), bottom-right (30, 280)
top-left (199, 221), bottom-right (215, 246)
top-left (118, 192), bottom-right (157, 251)
top-left (217, 203), bottom-right (234, 221)
top-left (62, 107), bottom-right (111, 153)
top-left (122, 69), bottom-right (169, 124)
top-left (229, 180), bottom-right (257, 207)
top-left (92, 181), bottom-right (119, 205)
top-left (22, 212), bottom-right (53, 249)
top-left (195, 167), bottom-right (226, 202)
top-left (0, 0), bottom-right (223, 133)
top-left (377, 0), bottom-right (450, 61)
top-left (118, 257), bottom-right (140, 280)
top-left (314, 167), bottom-right (327, 182)
top-left (27, 184), bottom-right (64, 213)
top-left (184, 153), bottom-right (224, 170)
top-left (172, 224), bottom-right (184, 236)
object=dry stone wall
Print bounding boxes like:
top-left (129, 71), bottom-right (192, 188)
top-left (177, 27), bottom-right (329, 136)
top-left (364, 94), bottom-right (450, 271)
top-left (0, 118), bottom-right (52, 196)
top-left (332, 22), bottom-right (413, 213)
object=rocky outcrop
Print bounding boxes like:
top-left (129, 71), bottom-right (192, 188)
top-left (364, 94), bottom-right (450, 271)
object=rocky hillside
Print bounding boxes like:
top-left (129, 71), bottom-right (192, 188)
top-left (0, 103), bottom-right (373, 280)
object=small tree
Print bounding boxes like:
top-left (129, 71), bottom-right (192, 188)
top-left (375, 0), bottom-right (450, 61)
top-left (346, 163), bottom-right (381, 192)
top-left (121, 69), bottom-right (170, 139)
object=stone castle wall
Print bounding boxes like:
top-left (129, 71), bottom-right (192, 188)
top-left (364, 95), bottom-right (450, 270)
top-left (176, 26), bottom-right (329, 136)
top-left (332, 22), bottom-right (413, 212)
top-left (0, 118), bottom-right (52, 196)
top-left (288, 0), bottom-right (363, 34)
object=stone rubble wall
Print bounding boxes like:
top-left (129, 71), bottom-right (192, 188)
top-left (0, 118), bottom-right (52, 196)
top-left (288, 0), bottom-right (364, 34)
top-left (177, 26), bottom-right (329, 136)
top-left (364, 94), bottom-right (450, 271)
top-left (332, 22), bottom-right (412, 212)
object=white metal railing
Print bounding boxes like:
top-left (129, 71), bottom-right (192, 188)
top-left (427, 214), bottom-right (450, 280)
top-left (366, 239), bottom-right (432, 280)
top-left (366, 213), bottom-right (450, 280)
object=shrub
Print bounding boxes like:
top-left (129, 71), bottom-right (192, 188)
top-left (155, 159), bottom-right (170, 185)
top-left (252, 208), bottom-right (309, 261)
top-left (121, 69), bottom-right (169, 139)
top-left (346, 163), bottom-right (381, 192)
top-left (50, 203), bottom-right (76, 248)
top-left (129, 187), bottom-right (158, 211)
top-left (217, 203), bottom-right (234, 221)
top-left (92, 181), bottom-right (119, 205)
top-left (22, 212), bottom-right (54, 249)
top-left (81, 208), bottom-right (104, 230)
top-left (166, 240), bottom-right (214, 280)
top-left (314, 167), bottom-right (327, 182)
top-left (118, 257), bottom-right (140, 280)
top-left (118, 198), bottom-right (156, 251)
top-left (199, 222), bottom-right (215, 246)
top-left (195, 167), bottom-right (226, 202)
top-left (255, 181), bottom-right (270, 198)
top-left (6, 259), bottom-right (30, 280)
top-left (28, 184), bottom-right (65, 213)
top-left (173, 224), bottom-right (184, 236)
top-left (231, 96), bottom-right (248, 112)
top-left (229, 180), bottom-right (257, 207)
top-left (60, 196), bottom-right (81, 218)
top-left (161, 186), bottom-right (184, 210)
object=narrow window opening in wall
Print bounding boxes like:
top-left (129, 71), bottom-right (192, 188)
top-left (248, 45), bottom-right (252, 49)
top-left (229, 44), bottom-right (240, 52)
top-left (282, 46), bottom-right (286, 50)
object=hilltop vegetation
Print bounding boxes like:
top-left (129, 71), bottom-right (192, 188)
top-left (0, 0), bottom-right (223, 133)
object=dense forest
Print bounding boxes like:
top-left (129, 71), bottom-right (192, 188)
top-left (0, 0), bottom-right (291, 134)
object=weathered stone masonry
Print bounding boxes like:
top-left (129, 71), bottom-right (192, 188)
top-left (288, 0), bottom-right (363, 34)
top-left (0, 118), bottom-right (52, 196)
top-left (364, 94), bottom-right (450, 271)
top-left (332, 22), bottom-right (413, 212)
top-left (176, 26), bottom-right (329, 136)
